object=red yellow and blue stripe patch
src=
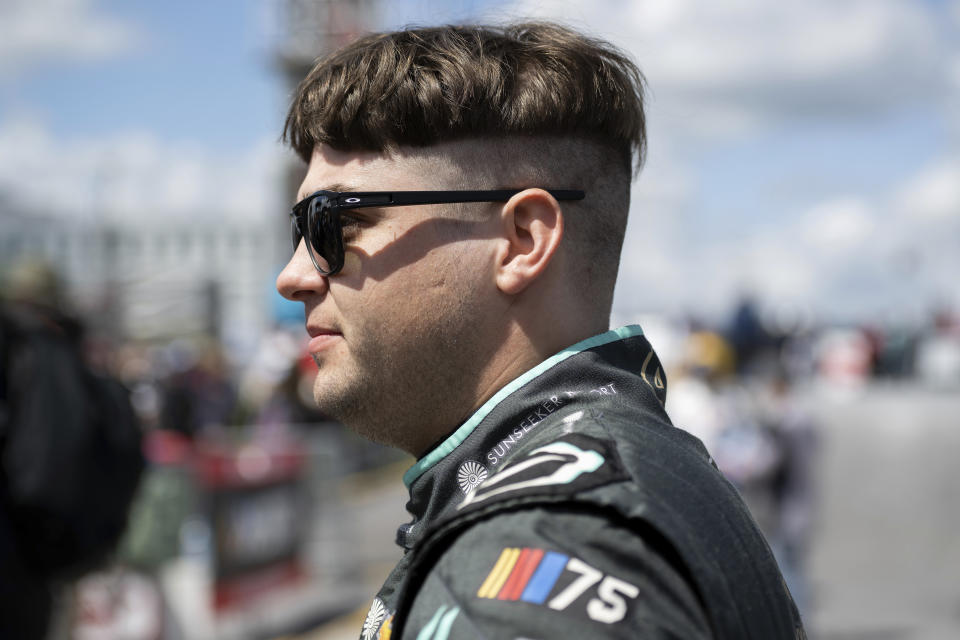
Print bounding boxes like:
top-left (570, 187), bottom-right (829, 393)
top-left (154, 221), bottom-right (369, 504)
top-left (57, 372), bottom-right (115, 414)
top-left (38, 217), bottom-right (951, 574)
top-left (477, 547), bottom-right (570, 604)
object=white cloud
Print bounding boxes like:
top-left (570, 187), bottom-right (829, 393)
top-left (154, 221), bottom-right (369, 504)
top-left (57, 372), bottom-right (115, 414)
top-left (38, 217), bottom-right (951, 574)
top-left (513, 0), bottom-right (948, 137)
top-left (0, 117), bottom-right (286, 225)
top-left (800, 198), bottom-right (876, 254)
top-left (895, 159), bottom-right (960, 223)
top-left (612, 178), bottom-right (954, 322)
top-left (0, 0), bottom-right (140, 76)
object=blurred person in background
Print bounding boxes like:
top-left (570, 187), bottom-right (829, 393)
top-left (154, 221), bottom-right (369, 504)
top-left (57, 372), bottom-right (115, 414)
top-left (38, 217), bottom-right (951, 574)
top-left (158, 336), bottom-right (239, 439)
top-left (668, 327), bottom-right (818, 618)
top-left (758, 369), bottom-right (818, 618)
top-left (0, 260), bottom-right (144, 639)
top-left (277, 22), bottom-right (804, 639)
top-left (257, 353), bottom-right (332, 428)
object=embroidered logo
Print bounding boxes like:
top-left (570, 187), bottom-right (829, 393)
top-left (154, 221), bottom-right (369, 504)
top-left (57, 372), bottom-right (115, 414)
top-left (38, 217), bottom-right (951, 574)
top-left (362, 598), bottom-right (388, 640)
top-left (640, 351), bottom-right (666, 403)
top-left (484, 395), bottom-right (567, 466)
top-left (477, 547), bottom-right (639, 624)
top-left (456, 461), bottom-right (488, 494)
top-left (459, 440), bottom-right (604, 510)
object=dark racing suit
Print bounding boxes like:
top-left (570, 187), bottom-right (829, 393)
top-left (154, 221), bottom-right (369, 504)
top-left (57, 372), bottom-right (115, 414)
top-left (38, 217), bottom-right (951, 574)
top-left (360, 326), bottom-right (805, 639)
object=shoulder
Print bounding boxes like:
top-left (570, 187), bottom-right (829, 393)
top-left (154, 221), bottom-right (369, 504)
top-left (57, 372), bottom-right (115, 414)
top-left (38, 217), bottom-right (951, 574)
top-left (401, 504), bottom-right (713, 639)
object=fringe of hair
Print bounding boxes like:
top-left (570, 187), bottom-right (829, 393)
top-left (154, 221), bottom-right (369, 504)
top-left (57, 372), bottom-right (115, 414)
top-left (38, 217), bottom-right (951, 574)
top-left (283, 22), bottom-right (647, 173)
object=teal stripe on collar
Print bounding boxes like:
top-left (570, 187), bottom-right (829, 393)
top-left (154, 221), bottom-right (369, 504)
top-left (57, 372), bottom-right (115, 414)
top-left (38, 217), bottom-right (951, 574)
top-left (402, 325), bottom-right (645, 488)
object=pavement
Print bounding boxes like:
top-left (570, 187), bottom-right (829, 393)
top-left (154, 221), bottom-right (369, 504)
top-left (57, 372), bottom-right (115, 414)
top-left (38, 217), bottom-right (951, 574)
top-left (806, 382), bottom-right (960, 640)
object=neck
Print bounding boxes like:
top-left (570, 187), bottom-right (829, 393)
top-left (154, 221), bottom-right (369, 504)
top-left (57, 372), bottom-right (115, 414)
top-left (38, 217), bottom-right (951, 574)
top-left (416, 315), bottom-right (605, 455)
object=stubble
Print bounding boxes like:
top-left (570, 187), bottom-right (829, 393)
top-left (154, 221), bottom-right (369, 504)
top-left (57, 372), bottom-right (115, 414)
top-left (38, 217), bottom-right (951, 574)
top-left (312, 268), bottom-right (492, 456)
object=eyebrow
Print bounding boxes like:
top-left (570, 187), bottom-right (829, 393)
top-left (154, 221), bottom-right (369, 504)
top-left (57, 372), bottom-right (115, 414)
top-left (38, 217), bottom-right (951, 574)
top-left (295, 182), bottom-right (363, 203)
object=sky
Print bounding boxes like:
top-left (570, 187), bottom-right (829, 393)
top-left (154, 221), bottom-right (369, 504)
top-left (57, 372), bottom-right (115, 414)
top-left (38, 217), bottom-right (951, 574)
top-left (1, 0), bottom-right (958, 328)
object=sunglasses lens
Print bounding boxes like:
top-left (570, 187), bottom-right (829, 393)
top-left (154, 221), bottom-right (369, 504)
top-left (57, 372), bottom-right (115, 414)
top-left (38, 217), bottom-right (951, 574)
top-left (290, 215), bottom-right (303, 252)
top-left (306, 197), bottom-right (344, 275)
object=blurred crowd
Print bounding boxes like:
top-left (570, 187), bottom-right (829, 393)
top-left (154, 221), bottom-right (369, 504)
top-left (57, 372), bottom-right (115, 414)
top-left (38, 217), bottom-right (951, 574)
top-left (658, 297), bottom-right (960, 617)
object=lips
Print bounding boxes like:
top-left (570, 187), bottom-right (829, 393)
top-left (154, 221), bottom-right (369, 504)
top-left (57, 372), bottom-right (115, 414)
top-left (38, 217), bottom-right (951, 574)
top-left (306, 325), bottom-right (338, 338)
top-left (306, 325), bottom-right (342, 353)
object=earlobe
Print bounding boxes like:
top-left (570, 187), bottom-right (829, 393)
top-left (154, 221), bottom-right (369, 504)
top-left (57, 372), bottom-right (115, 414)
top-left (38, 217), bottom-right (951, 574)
top-left (495, 189), bottom-right (565, 296)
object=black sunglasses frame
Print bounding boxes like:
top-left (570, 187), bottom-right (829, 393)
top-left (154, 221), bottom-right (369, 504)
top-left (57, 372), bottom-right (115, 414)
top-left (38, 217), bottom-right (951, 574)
top-left (290, 189), bottom-right (585, 275)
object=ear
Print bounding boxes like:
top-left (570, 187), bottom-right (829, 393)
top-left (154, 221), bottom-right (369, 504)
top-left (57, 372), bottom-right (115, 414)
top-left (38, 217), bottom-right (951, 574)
top-left (494, 188), bottom-right (565, 295)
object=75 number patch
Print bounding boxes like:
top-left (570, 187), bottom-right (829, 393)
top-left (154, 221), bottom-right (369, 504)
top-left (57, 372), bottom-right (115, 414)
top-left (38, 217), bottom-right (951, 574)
top-left (476, 547), bottom-right (640, 624)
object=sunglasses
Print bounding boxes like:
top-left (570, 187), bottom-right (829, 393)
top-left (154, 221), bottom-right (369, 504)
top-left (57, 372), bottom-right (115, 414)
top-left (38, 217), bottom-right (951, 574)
top-left (290, 189), bottom-right (585, 275)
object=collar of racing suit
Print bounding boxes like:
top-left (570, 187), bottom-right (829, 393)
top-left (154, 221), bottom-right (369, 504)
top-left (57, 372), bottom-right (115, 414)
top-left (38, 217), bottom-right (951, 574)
top-left (396, 324), bottom-right (668, 550)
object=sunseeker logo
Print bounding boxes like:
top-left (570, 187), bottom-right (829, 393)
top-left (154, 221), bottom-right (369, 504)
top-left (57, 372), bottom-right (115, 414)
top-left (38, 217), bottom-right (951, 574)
top-left (362, 598), bottom-right (389, 640)
top-left (485, 395), bottom-right (567, 466)
top-left (457, 461), bottom-right (488, 494)
top-left (460, 439), bottom-right (607, 510)
top-left (457, 434), bottom-right (628, 513)
top-left (485, 383), bottom-right (618, 467)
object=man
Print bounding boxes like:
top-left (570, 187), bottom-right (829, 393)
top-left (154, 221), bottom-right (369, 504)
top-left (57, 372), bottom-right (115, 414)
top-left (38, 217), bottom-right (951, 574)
top-left (277, 23), bottom-right (805, 639)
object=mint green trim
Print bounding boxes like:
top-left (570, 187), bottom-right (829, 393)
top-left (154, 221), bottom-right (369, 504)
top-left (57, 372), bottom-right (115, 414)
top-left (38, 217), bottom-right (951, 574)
top-left (434, 606), bottom-right (460, 640)
top-left (403, 325), bottom-right (644, 487)
top-left (415, 605), bottom-right (460, 640)
top-left (416, 606), bottom-right (446, 640)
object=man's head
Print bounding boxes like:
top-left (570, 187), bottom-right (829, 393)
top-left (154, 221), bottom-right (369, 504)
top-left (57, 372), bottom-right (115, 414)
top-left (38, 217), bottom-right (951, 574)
top-left (277, 23), bottom-right (646, 454)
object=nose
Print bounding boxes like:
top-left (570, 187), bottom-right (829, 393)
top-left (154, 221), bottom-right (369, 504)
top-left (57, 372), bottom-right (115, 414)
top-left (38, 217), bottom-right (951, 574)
top-left (276, 240), bottom-right (329, 301)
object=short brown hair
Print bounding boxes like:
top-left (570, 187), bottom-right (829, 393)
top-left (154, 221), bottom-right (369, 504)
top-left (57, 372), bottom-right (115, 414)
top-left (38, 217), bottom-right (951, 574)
top-left (283, 22), bottom-right (646, 174)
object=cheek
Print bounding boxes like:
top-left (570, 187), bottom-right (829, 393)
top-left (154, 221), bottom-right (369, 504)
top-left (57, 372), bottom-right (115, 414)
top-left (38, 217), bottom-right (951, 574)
top-left (341, 242), bottom-right (489, 328)
top-left (338, 271), bottom-right (423, 328)
top-left (367, 263), bottom-right (455, 331)
top-left (415, 248), bottom-right (474, 296)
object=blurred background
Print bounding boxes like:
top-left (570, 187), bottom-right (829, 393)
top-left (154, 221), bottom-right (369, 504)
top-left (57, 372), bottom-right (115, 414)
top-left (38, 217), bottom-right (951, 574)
top-left (0, 0), bottom-right (958, 639)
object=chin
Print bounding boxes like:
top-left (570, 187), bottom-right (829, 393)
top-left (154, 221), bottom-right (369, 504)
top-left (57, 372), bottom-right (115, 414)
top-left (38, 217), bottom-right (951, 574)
top-left (332, 402), bottom-right (416, 453)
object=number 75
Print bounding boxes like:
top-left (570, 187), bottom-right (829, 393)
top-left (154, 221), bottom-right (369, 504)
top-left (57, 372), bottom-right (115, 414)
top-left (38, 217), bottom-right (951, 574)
top-left (548, 558), bottom-right (640, 624)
